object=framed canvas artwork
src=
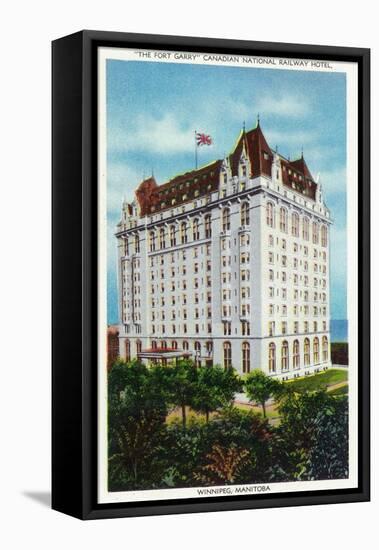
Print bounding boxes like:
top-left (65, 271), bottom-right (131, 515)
top-left (52, 30), bottom-right (370, 519)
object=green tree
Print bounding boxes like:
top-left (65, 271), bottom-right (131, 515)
top-left (108, 360), bottom-right (168, 490)
top-left (306, 396), bottom-right (348, 479)
top-left (163, 359), bottom-right (198, 429)
top-left (108, 357), bottom-right (147, 400)
top-left (163, 407), bottom-right (272, 487)
top-left (149, 363), bottom-right (178, 411)
top-left (244, 370), bottom-right (284, 417)
top-left (274, 390), bottom-right (348, 481)
top-left (191, 364), bottom-right (242, 422)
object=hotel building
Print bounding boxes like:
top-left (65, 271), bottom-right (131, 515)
top-left (115, 122), bottom-right (332, 379)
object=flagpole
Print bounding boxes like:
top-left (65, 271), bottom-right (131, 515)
top-left (194, 130), bottom-right (198, 170)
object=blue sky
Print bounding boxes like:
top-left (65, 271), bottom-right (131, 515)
top-left (106, 59), bottom-right (347, 324)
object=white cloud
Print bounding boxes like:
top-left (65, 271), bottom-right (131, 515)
top-left (255, 95), bottom-right (309, 118)
top-left (107, 97), bottom-right (260, 158)
top-left (106, 93), bottom-right (310, 161)
top-left (109, 114), bottom-right (196, 155)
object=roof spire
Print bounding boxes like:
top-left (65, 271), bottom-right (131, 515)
top-left (257, 113), bottom-right (260, 127)
top-left (301, 146), bottom-right (304, 159)
top-left (242, 120), bottom-right (246, 133)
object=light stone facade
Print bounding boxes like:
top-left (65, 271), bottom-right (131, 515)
top-left (115, 124), bottom-right (332, 380)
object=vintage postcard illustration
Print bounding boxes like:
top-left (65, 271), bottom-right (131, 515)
top-left (97, 47), bottom-right (358, 504)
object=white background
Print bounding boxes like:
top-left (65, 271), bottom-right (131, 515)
top-left (0, 1), bottom-right (376, 548)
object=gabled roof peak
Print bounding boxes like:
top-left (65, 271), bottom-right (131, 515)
top-left (289, 156), bottom-right (313, 181)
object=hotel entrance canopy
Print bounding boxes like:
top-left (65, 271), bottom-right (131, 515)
top-left (137, 348), bottom-right (192, 363)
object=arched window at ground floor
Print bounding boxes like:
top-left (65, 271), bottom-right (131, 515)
top-left (293, 340), bottom-right (300, 369)
top-left (223, 341), bottom-right (232, 369)
top-left (281, 340), bottom-right (289, 371)
top-left (313, 337), bottom-right (320, 363)
top-left (125, 339), bottom-right (130, 361)
top-left (304, 338), bottom-right (310, 366)
top-left (322, 336), bottom-right (328, 361)
top-left (268, 342), bottom-right (276, 373)
top-left (242, 341), bottom-right (250, 373)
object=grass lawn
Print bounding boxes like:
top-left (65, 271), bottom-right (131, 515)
top-left (328, 384), bottom-right (349, 396)
top-left (285, 368), bottom-right (348, 393)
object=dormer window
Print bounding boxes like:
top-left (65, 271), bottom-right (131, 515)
top-left (223, 172), bottom-right (227, 184)
top-left (264, 152), bottom-right (269, 160)
top-left (242, 165), bottom-right (247, 177)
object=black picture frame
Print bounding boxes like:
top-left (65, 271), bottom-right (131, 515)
top-left (52, 30), bottom-right (370, 520)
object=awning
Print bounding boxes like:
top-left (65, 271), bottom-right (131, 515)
top-left (137, 349), bottom-right (192, 360)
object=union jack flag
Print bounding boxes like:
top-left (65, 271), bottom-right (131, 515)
top-left (196, 132), bottom-right (213, 146)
